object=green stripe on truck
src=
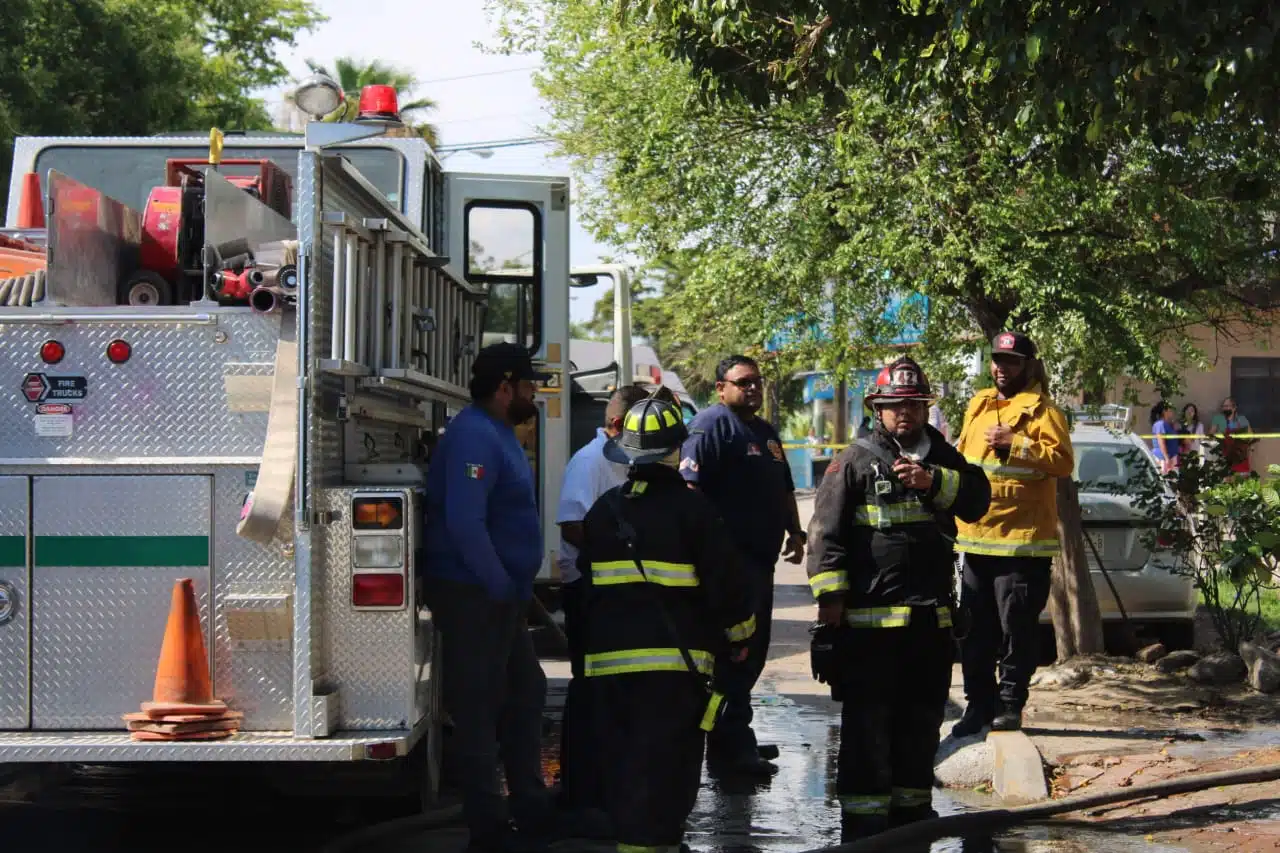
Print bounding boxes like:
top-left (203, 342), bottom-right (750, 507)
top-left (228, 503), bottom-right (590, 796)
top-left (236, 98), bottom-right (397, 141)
top-left (0, 535), bottom-right (23, 567)
top-left (35, 536), bottom-right (210, 568)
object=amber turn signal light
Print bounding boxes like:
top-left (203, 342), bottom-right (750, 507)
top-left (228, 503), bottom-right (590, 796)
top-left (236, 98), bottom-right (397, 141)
top-left (353, 497), bottom-right (403, 530)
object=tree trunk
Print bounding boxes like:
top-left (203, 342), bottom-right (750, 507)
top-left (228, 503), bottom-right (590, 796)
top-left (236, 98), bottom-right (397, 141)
top-left (834, 378), bottom-right (848, 444)
top-left (1048, 476), bottom-right (1106, 661)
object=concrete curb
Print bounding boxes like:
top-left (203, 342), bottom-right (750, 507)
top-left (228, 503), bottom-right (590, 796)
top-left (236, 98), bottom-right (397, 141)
top-left (989, 731), bottom-right (1049, 804)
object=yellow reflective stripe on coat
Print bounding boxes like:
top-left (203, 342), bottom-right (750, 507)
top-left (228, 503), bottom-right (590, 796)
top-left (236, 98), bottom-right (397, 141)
top-left (957, 536), bottom-right (1061, 557)
top-left (590, 560), bottom-right (699, 587)
top-left (809, 570), bottom-right (849, 597)
top-left (700, 690), bottom-right (725, 732)
top-left (963, 456), bottom-right (1047, 481)
top-left (618, 845), bottom-right (681, 853)
top-left (853, 503), bottom-right (934, 527)
top-left (891, 787), bottom-right (933, 808)
top-left (845, 606), bottom-right (912, 628)
top-left (846, 606), bottom-right (953, 629)
top-left (840, 794), bottom-right (890, 816)
top-left (933, 467), bottom-right (960, 509)
top-left (725, 613), bottom-right (756, 643)
top-left (583, 647), bottom-right (714, 677)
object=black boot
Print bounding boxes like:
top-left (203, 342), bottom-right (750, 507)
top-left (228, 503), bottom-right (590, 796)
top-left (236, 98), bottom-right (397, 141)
top-left (708, 747), bottom-right (777, 777)
top-left (840, 815), bottom-right (890, 844)
top-left (950, 703), bottom-right (993, 738)
top-left (991, 705), bottom-right (1023, 731)
top-left (757, 743), bottom-right (780, 761)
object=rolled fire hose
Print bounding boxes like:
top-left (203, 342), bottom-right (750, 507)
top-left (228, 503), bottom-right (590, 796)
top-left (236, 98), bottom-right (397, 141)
top-left (236, 308), bottom-right (299, 545)
top-left (815, 762), bottom-right (1280, 853)
top-left (0, 270), bottom-right (46, 306)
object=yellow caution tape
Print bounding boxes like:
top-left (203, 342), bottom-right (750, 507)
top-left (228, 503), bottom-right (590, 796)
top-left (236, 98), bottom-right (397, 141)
top-left (780, 434), bottom-right (1280, 451)
top-left (1134, 433), bottom-right (1280, 440)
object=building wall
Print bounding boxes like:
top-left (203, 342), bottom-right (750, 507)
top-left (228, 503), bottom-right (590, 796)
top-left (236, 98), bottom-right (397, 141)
top-left (1107, 322), bottom-right (1279, 473)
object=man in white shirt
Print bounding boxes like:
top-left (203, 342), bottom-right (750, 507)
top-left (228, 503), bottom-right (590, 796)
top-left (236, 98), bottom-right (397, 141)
top-left (554, 383), bottom-right (676, 820)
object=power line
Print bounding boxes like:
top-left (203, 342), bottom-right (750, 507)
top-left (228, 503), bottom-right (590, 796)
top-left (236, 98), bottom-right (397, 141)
top-left (419, 66), bottom-right (539, 85)
top-left (436, 136), bottom-right (554, 152)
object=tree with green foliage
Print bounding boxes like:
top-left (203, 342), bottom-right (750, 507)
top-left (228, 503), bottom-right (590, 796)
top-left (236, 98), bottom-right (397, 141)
top-left (1129, 454), bottom-right (1280, 653)
top-left (0, 0), bottom-right (323, 210)
top-left (489, 0), bottom-right (1280, 658)
top-left (581, 256), bottom-right (761, 400)
top-left (621, 0), bottom-right (1280, 154)
top-left (300, 57), bottom-right (441, 147)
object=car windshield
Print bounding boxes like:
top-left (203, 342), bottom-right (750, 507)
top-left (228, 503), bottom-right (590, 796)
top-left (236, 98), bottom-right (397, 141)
top-left (1073, 441), bottom-right (1158, 493)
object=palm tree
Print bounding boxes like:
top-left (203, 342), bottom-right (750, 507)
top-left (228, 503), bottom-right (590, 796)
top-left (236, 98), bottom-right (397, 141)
top-left (295, 57), bottom-right (440, 148)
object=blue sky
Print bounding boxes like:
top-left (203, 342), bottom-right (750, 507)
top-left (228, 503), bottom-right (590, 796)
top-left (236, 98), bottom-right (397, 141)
top-left (256, 0), bottom-right (616, 323)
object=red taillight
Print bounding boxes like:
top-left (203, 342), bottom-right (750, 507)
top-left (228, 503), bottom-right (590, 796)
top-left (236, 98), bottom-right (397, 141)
top-left (40, 340), bottom-right (65, 364)
top-left (364, 741), bottom-right (399, 760)
top-left (356, 85), bottom-right (401, 123)
top-left (352, 572), bottom-right (405, 608)
top-left (106, 339), bottom-right (131, 364)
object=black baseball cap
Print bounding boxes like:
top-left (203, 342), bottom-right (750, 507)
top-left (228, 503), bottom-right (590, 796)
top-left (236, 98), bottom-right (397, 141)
top-left (991, 330), bottom-right (1038, 359)
top-left (471, 342), bottom-right (552, 384)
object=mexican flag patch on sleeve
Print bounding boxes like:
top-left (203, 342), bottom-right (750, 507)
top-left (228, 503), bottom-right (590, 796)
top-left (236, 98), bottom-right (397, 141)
top-left (465, 463), bottom-right (485, 480)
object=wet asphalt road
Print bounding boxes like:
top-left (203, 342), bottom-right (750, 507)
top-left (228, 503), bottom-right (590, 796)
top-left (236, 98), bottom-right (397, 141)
top-left (3, 694), bottom-right (1191, 853)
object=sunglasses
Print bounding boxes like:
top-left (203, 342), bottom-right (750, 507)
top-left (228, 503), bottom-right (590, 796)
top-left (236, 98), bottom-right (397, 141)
top-left (724, 376), bottom-right (763, 389)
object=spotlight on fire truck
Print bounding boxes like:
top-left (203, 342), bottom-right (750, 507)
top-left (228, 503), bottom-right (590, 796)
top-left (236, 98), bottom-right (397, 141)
top-left (292, 72), bottom-right (345, 121)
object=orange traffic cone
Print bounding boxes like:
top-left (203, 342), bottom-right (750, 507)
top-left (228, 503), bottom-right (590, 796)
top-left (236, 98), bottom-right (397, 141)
top-left (15, 173), bottom-right (44, 229)
top-left (141, 578), bottom-right (225, 716)
top-left (123, 579), bottom-right (242, 741)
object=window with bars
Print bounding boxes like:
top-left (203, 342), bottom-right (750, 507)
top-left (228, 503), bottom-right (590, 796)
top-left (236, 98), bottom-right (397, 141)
top-left (1230, 357), bottom-right (1280, 433)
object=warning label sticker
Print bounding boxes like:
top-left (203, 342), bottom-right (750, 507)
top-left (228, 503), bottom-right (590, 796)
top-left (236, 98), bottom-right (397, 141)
top-left (35, 411), bottom-right (73, 437)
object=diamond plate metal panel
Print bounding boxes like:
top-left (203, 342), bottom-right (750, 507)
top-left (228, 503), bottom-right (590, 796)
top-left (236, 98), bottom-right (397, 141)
top-left (31, 475), bottom-right (212, 729)
top-left (32, 475), bottom-right (210, 536)
top-left (0, 724), bottom-right (424, 762)
top-left (0, 477), bottom-right (29, 729)
top-left (211, 469), bottom-right (294, 731)
top-left (319, 487), bottom-right (417, 730)
top-left (0, 311), bottom-right (278, 460)
top-left (293, 151), bottom-right (322, 738)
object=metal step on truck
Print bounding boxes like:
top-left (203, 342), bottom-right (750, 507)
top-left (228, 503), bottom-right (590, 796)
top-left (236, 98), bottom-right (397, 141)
top-left (0, 78), bottom-right (576, 803)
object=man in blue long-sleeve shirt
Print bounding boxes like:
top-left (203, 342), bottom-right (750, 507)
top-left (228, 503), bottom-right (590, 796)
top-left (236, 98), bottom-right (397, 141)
top-left (423, 342), bottom-right (552, 853)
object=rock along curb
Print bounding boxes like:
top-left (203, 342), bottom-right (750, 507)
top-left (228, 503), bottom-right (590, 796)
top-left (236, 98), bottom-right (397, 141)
top-left (990, 731), bottom-right (1049, 804)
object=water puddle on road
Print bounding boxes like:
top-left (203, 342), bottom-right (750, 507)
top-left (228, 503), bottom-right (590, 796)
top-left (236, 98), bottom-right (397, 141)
top-left (541, 696), bottom-right (1191, 853)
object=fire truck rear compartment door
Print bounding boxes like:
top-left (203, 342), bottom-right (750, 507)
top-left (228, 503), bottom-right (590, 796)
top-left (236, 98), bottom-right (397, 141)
top-left (31, 475), bottom-right (212, 730)
top-left (0, 477), bottom-right (29, 730)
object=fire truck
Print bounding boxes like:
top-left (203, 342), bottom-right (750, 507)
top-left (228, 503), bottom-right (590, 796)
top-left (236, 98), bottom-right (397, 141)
top-left (0, 79), bottom-right (615, 802)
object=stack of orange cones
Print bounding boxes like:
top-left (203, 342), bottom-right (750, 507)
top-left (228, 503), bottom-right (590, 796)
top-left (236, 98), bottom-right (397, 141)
top-left (123, 578), bottom-right (243, 741)
top-left (15, 172), bottom-right (45, 229)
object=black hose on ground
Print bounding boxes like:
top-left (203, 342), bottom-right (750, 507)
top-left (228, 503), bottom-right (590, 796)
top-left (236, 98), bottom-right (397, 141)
top-left (529, 594), bottom-right (570, 655)
top-left (320, 802), bottom-right (464, 853)
top-left (805, 762), bottom-right (1280, 853)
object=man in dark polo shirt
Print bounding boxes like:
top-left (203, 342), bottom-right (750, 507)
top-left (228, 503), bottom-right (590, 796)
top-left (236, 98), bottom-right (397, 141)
top-left (680, 354), bottom-right (805, 775)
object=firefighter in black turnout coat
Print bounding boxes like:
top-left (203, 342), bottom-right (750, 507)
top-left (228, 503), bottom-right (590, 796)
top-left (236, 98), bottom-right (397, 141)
top-left (807, 357), bottom-right (991, 842)
top-left (577, 396), bottom-right (757, 853)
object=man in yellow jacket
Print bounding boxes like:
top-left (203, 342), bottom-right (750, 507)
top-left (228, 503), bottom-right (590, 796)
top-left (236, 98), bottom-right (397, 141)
top-left (951, 331), bottom-right (1074, 735)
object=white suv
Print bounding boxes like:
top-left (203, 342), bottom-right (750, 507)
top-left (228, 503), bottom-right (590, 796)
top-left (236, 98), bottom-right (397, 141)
top-left (1037, 412), bottom-right (1198, 649)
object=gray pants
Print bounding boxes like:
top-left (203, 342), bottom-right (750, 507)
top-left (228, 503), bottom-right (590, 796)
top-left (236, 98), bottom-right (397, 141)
top-left (424, 577), bottom-right (549, 836)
